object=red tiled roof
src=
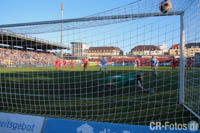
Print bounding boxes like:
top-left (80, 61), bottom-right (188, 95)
top-left (169, 43), bottom-right (200, 49)
top-left (169, 44), bottom-right (180, 49)
top-left (131, 45), bottom-right (160, 51)
top-left (89, 46), bottom-right (121, 51)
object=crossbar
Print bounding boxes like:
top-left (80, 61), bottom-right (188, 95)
top-left (0, 12), bottom-right (184, 28)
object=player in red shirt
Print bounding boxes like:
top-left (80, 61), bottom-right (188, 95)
top-left (187, 57), bottom-right (194, 71)
top-left (70, 60), bottom-right (74, 70)
top-left (63, 60), bottom-right (67, 69)
top-left (136, 58), bottom-right (141, 69)
top-left (83, 58), bottom-right (88, 72)
top-left (55, 59), bottom-right (58, 70)
top-left (172, 56), bottom-right (178, 71)
top-left (58, 59), bottom-right (62, 70)
top-left (189, 58), bottom-right (194, 71)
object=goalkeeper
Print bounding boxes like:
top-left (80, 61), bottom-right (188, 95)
top-left (106, 73), bottom-right (148, 92)
top-left (136, 73), bottom-right (148, 92)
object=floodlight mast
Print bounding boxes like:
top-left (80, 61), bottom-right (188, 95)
top-left (60, 3), bottom-right (64, 58)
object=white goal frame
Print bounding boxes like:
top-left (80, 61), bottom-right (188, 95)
top-left (0, 11), bottom-right (199, 120)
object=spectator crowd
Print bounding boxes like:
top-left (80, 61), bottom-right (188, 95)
top-left (0, 48), bottom-right (59, 66)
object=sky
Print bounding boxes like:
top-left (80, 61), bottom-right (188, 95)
top-left (0, 0), bottom-right (134, 25)
top-left (0, 0), bottom-right (185, 54)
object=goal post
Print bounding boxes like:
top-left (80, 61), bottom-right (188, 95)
top-left (179, 12), bottom-right (185, 105)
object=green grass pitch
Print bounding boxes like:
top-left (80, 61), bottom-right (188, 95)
top-left (0, 66), bottom-right (199, 125)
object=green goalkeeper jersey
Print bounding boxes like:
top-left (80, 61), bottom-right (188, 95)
top-left (107, 73), bottom-right (141, 86)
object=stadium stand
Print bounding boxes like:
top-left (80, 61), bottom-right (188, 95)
top-left (0, 30), bottom-right (69, 50)
top-left (0, 47), bottom-right (59, 66)
top-left (0, 30), bottom-right (69, 66)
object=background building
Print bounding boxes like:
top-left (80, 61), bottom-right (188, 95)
top-left (88, 46), bottom-right (123, 58)
top-left (169, 43), bottom-right (200, 57)
top-left (169, 44), bottom-right (180, 56)
top-left (131, 45), bottom-right (164, 56)
top-left (194, 53), bottom-right (200, 66)
top-left (186, 43), bottom-right (200, 57)
top-left (71, 42), bottom-right (88, 58)
top-left (158, 44), bottom-right (167, 53)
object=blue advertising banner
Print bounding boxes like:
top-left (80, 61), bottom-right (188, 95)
top-left (43, 118), bottom-right (200, 133)
top-left (0, 112), bottom-right (45, 133)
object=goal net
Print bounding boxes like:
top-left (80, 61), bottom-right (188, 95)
top-left (0, 0), bottom-right (199, 125)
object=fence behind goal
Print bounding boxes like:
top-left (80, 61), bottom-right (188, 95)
top-left (0, 0), bottom-right (199, 127)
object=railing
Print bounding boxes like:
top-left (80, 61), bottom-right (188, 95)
top-left (0, 29), bottom-right (68, 48)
